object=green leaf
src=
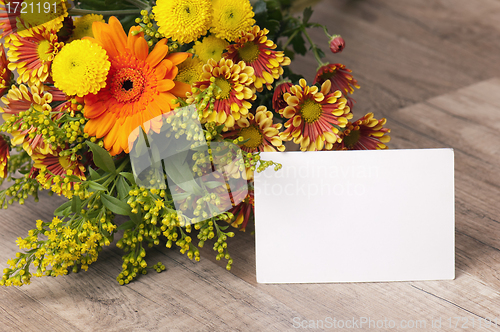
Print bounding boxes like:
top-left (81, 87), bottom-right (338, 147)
top-left (88, 181), bottom-right (108, 192)
top-left (116, 219), bottom-right (135, 231)
top-left (71, 196), bottom-right (81, 214)
top-left (86, 141), bottom-right (116, 174)
top-left (117, 176), bottom-right (131, 199)
top-left (89, 167), bottom-right (101, 181)
top-left (65, 174), bottom-right (81, 183)
top-left (303, 6), bottom-right (313, 25)
top-left (291, 33), bottom-right (307, 55)
top-left (101, 193), bottom-right (132, 216)
top-left (163, 153), bottom-right (203, 195)
top-left (266, 19), bottom-right (281, 36)
top-left (120, 172), bottom-right (136, 185)
top-left (54, 200), bottom-right (72, 216)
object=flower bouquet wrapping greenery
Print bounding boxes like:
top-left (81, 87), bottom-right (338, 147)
top-left (0, 0), bottom-right (390, 286)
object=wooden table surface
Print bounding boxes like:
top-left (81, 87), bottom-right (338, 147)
top-left (3, 0), bottom-right (500, 331)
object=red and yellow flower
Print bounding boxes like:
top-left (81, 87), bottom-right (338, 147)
top-left (0, 134), bottom-right (10, 178)
top-left (272, 80), bottom-right (292, 112)
top-left (187, 58), bottom-right (256, 128)
top-left (313, 63), bottom-right (359, 96)
top-left (224, 106), bottom-right (285, 153)
top-left (228, 190), bottom-right (254, 231)
top-left (332, 113), bottom-right (391, 150)
top-left (0, 84), bottom-right (56, 155)
top-left (83, 17), bottom-right (191, 156)
top-left (0, 46), bottom-right (12, 96)
top-left (279, 79), bottom-right (352, 151)
top-left (6, 25), bottom-right (63, 85)
top-left (32, 148), bottom-right (86, 198)
top-left (225, 26), bottom-right (291, 92)
top-left (0, 0), bottom-right (21, 42)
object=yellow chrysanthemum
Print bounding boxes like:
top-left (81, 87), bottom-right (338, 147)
top-left (52, 39), bottom-right (110, 97)
top-left (153, 0), bottom-right (212, 44)
top-left (6, 25), bottom-right (63, 85)
top-left (192, 35), bottom-right (229, 62)
top-left (17, 0), bottom-right (68, 33)
top-left (187, 58), bottom-right (255, 128)
top-left (71, 14), bottom-right (104, 40)
top-left (211, 0), bottom-right (255, 41)
top-left (175, 56), bottom-right (204, 86)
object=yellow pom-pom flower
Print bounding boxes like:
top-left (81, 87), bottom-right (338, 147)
top-left (175, 56), bottom-right (204, 86)
top-left (211, 0), bottom-right (255, 41)
top-left (51, 39), bottom-right (110, 97)
top-left (153, 0), bottom-right (212, 44)
top-left (193, 35), bottom-right (229, 63)
top-left (71, 14), bottom-right (105, 40)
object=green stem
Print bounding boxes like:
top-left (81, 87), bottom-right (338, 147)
top-left (68, 8), bottom-right (142, 16)
top-left (125, 0), bottom-right (149, 9)
top-left (282, 29), bottom-right (300, 51)
top-left (301, 27), bottom-right (325, 67)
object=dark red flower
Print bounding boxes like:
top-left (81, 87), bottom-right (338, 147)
top-left (313, 63), bottom-right (359, 96)
top-left (272, 80), bottom-right (292, 112)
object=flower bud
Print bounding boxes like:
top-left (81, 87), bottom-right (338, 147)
top-left (329, 35), bottom-right (345, 54)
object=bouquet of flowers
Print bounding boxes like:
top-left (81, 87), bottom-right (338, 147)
top-left (0, 0), bottom-right (390, 287)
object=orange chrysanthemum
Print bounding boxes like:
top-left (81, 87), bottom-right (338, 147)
top-left (6, 25), bottom-right (63, 84)
top-left (83, 17), bottom-right (191, 156)
top-left (0, 134), bottom-right (10, 178)
top-left (280, 79), bottom-right (352, 151)
top-left (32, 148), bottom-right (86, 198)
top-left (223, 106), bottom-right (285, 153)
top-left (225, 26), bottom-right (290, 92)
top-left (187, 58), bottom-right (255, 128)
top-left (332, 113), bottom-right (391, 150)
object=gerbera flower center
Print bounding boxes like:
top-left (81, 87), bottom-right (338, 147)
top-left (238, 42), bottom-right (260, 63)
top-left (343, 129), bottom-right (361, 148)
top-left (239, 125), bottom-right (263, 149)
top-left (37, 40), bottom-right (51, 61)
top-left (300, 99), bottom-right (323, 123)
top-left (214, 77), bottom-right (232, 99)
top-left (111, 68), bottom-right (145, 103)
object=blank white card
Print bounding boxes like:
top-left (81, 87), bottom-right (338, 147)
top-left (254, 149), bottom-right (455, 283)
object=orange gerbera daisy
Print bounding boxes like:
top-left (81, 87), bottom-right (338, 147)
top-left (280, 79), bottom-right (352, 151)
top-left (83, 17), bottom-right (191, 156)
top-left (0, 134), bottom-right (10, 178)
top-left (225, 26), bottom-right (291, 92)
top-left (6, 25), bottom-right (63, 84)
top-left (332, 113), bottom-right (391, 150)
top-left (223, 106), bottom-right (285, 153)
top-left (32, 148), bottom-right (86, 198)
top-left (187, 58), bottom-right (255, 128)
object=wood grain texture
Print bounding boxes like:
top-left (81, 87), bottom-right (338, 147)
top-left (3, 0), bottom-right (500, 331)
